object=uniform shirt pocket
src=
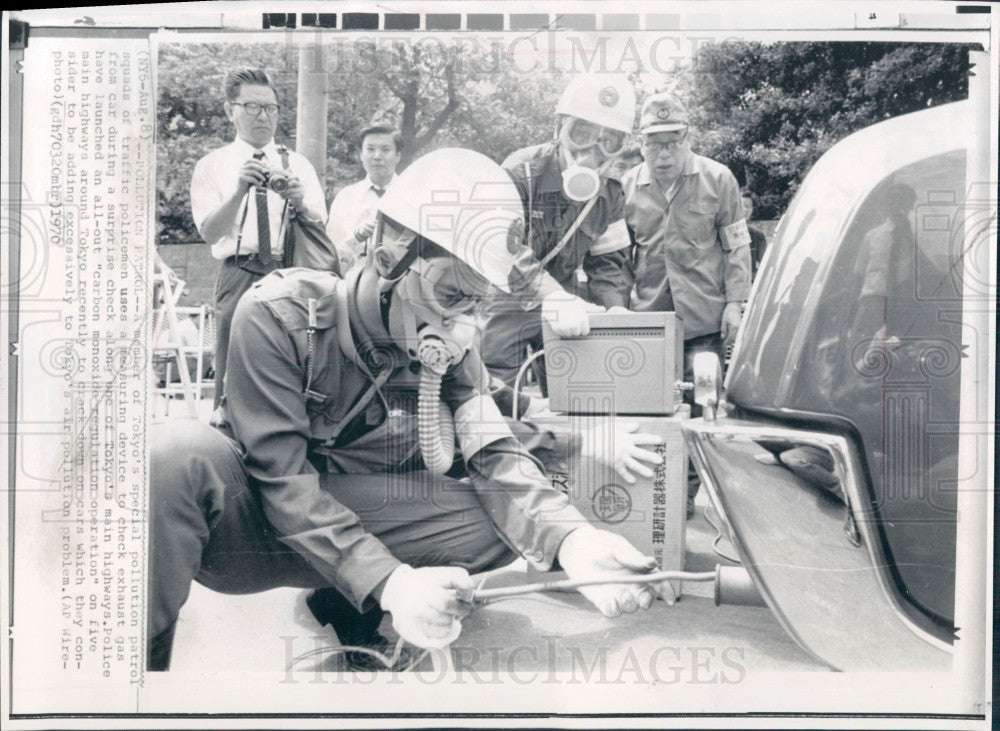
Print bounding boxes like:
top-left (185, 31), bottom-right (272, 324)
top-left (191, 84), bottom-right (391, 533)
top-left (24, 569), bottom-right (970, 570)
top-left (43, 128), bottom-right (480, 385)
top-left (678, 197), bottom-right (718, 244)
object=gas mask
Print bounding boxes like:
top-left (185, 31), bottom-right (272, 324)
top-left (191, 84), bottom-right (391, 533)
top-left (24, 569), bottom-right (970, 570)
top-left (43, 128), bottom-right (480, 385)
top-left (359, 147), bottom-right (530, 473)
top-left (558, 117), bottom-right (628, 202)
top-left (386, 256), bottom-right (480, 374)
top-left (382, 247), bottom-right (487, 476)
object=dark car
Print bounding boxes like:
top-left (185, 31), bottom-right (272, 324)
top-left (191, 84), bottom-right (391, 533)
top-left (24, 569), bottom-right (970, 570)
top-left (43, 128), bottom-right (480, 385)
top-left (682, 100), bottom-right (974, 671)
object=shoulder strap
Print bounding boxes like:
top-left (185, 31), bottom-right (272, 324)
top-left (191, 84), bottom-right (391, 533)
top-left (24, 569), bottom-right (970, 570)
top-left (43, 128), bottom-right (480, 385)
top-left (234, 193), bottom-right (251, 259)
top-left (539, 195), bottom-right (598, 267)
top-left (523, 162), bottom-right (533, 250)
top-left (334, 277), bottom-right (362, 369)
top-left (302, 297), bottom-right (321, 399)
top-left (321, 277), bottom-right (391, 444)
top-left (273, 145), bottom-right (293, 250)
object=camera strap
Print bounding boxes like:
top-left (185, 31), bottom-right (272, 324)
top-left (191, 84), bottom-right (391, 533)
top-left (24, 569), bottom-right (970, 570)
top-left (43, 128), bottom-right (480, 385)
top-left (524, 162), bottom-right (533, 250)
top-left (233, 192), bottom-right (251, 260)
top-left (275, 145), bottom-right (293, 252)
top-left (540, 195), bottom-right (598, 267)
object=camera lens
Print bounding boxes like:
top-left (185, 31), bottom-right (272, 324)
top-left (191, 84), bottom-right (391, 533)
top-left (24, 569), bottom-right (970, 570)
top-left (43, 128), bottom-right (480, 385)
top-left (268, 174), bottom-right (289, 193)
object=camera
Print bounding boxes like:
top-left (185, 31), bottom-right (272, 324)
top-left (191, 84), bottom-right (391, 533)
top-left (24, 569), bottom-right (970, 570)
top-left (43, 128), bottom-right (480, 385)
top-left (258, 170), bottom-right (290, 194)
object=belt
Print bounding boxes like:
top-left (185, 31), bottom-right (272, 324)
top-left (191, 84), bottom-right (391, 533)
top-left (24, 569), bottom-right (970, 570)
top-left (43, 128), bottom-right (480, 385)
top-left (225, 253), bottom-right (284, 266)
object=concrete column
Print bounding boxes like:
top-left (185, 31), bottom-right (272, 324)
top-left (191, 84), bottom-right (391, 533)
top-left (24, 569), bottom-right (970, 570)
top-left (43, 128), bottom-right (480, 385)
top-left (296, 43), bottom-right (329, 189)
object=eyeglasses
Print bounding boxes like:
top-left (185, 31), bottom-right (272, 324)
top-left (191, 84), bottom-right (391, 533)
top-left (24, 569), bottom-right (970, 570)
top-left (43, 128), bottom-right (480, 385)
top-left (564, 118), bottom-right (627, 157)
top-left (232, 102), bottom-right (280, 117)
top-left (641, 132), bottom-right (688, 154)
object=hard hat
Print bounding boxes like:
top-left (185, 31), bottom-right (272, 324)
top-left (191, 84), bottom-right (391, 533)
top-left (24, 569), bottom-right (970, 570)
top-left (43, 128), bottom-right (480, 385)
top-left (555, 74), bottom-right (636, 134)
top-left (377, 148), bottom-right (523, 292)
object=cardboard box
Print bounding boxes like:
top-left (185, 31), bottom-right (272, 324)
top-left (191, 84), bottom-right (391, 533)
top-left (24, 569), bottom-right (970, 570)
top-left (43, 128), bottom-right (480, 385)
top-left (542, 311), bottom-right (685, 415)
top-left (529, 413), bottom-right (688, 596)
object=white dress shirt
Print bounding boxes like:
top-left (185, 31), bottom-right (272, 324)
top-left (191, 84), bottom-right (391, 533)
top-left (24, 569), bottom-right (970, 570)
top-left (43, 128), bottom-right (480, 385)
top-left (325, 174), bottom-right (396, 265)
top-left (191, 138), bottom-right (327, 260)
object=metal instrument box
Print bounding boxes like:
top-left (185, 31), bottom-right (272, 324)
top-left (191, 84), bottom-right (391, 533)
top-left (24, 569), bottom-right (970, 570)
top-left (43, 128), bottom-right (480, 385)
top-left (542, 311), bottom-right (684, 415)
top-left (527, 413), bottom-right (689, 596)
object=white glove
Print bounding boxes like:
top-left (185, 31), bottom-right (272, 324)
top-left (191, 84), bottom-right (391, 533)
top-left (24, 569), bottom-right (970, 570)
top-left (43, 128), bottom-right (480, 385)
top-left (541, 291), bottom-right (604, 337)
top-left (378, 565), bottom-right (474, 649)
top-left (558, 526), bottom-right (671, 617)
top-left (580, 420), bottom-right (664, 484)
top-left (720, 301), bottom-right (743, 344)
top-left (523, 396), bottom-right (551, 419)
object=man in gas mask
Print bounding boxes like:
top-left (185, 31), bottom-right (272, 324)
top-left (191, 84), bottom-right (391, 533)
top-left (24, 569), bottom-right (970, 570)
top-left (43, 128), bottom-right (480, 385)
top-left (148, 149), bottom-right (667, 671)
top-left (479, 75), bottom-right (636, 408)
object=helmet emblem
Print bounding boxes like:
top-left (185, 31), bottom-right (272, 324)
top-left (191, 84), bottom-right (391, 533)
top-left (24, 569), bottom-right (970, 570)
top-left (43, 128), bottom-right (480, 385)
top-left (657, 107), bottom-right (671, 119)
top-left (598, 86), bottom-right (619, 107)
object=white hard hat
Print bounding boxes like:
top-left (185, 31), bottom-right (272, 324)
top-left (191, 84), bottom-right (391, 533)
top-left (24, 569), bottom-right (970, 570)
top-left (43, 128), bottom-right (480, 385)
top-left (377, 148), bottom-right (523, 292)
top-left (555, 74), bottom-right (636, 134)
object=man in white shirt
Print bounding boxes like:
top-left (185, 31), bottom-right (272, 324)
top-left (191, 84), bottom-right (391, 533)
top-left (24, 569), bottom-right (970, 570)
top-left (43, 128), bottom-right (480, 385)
top-left (325, 124), bottom-right (401, 271)
top-left (190, 68), bottom-right (327, 406)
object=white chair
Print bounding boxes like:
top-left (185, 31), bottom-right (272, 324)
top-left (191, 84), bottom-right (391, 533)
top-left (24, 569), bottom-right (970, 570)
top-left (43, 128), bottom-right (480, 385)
top-left (152, 274), bottom-right (215, 418)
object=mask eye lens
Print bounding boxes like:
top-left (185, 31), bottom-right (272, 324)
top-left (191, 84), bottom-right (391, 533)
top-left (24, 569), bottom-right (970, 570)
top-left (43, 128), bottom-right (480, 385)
top-left (568, 120), bottom-right (599, 147)
top-left (567, 120), bottom-right (626, 156)
top-left (434, 275), bottom-right (477, 314)
top-left (419, 258), bottom-right (482, 315)
top-left (600, 130), bottom-right (626, 155)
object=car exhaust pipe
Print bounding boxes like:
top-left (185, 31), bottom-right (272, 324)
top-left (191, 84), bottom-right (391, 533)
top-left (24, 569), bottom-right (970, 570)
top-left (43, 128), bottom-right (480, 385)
top-left (714, 564), bottom-right (767, 607)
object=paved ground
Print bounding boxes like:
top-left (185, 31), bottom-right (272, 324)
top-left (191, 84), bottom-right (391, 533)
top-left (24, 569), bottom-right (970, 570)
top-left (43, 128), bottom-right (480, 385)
top-left (159, 393), bottom-right (826, 677)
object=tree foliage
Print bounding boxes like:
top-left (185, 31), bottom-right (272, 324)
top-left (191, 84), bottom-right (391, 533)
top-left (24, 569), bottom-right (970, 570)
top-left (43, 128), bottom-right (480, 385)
top-left (157, 39), bottom-right (974, 244)
top-left (678, 41), bottom-right (972, 218)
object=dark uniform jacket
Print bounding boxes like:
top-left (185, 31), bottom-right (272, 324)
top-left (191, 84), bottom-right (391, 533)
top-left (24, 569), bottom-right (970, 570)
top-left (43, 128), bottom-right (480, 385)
top-left (502, 142), bottom-right (633, 308)
top-left (220, 268), bottom-right (585, 610)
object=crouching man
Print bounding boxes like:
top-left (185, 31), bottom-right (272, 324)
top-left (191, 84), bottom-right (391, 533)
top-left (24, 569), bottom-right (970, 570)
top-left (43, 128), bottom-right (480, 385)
top-left (149, 149), bottom-right (667, 671)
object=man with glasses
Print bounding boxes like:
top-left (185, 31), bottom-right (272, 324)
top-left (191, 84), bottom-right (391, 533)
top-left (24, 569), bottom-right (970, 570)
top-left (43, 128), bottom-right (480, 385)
top-left (190, 68), bottom-right (327, 406)
top-left (479, 75), bottom-right (636, 414)
top-left (622, 92), bottom-right (752, 518)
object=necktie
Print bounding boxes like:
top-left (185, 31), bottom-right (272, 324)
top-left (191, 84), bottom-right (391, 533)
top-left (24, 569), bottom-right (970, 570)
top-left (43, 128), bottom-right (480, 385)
top-left (253, 151), bottom-right (272, 264)
top-left (373, 186), bottom-right (385, 198)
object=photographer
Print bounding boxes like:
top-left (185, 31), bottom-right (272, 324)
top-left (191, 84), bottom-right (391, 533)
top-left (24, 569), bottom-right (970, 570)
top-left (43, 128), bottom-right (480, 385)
top-left (190, 68), bottom-right (327, 406)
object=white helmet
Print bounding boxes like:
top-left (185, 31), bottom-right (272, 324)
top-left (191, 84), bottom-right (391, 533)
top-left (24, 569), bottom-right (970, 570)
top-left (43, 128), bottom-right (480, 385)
top-left (555, 74), bottom-right (636, 134)
top-left (377, 148), bottom-right (523, 293)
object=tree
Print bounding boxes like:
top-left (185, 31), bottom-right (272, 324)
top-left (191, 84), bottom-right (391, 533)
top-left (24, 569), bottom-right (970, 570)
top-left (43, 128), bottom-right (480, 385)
top-left (677, 41), bottom-right (972, 218)
top-left (324, 39), bottom-right (562, 183)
